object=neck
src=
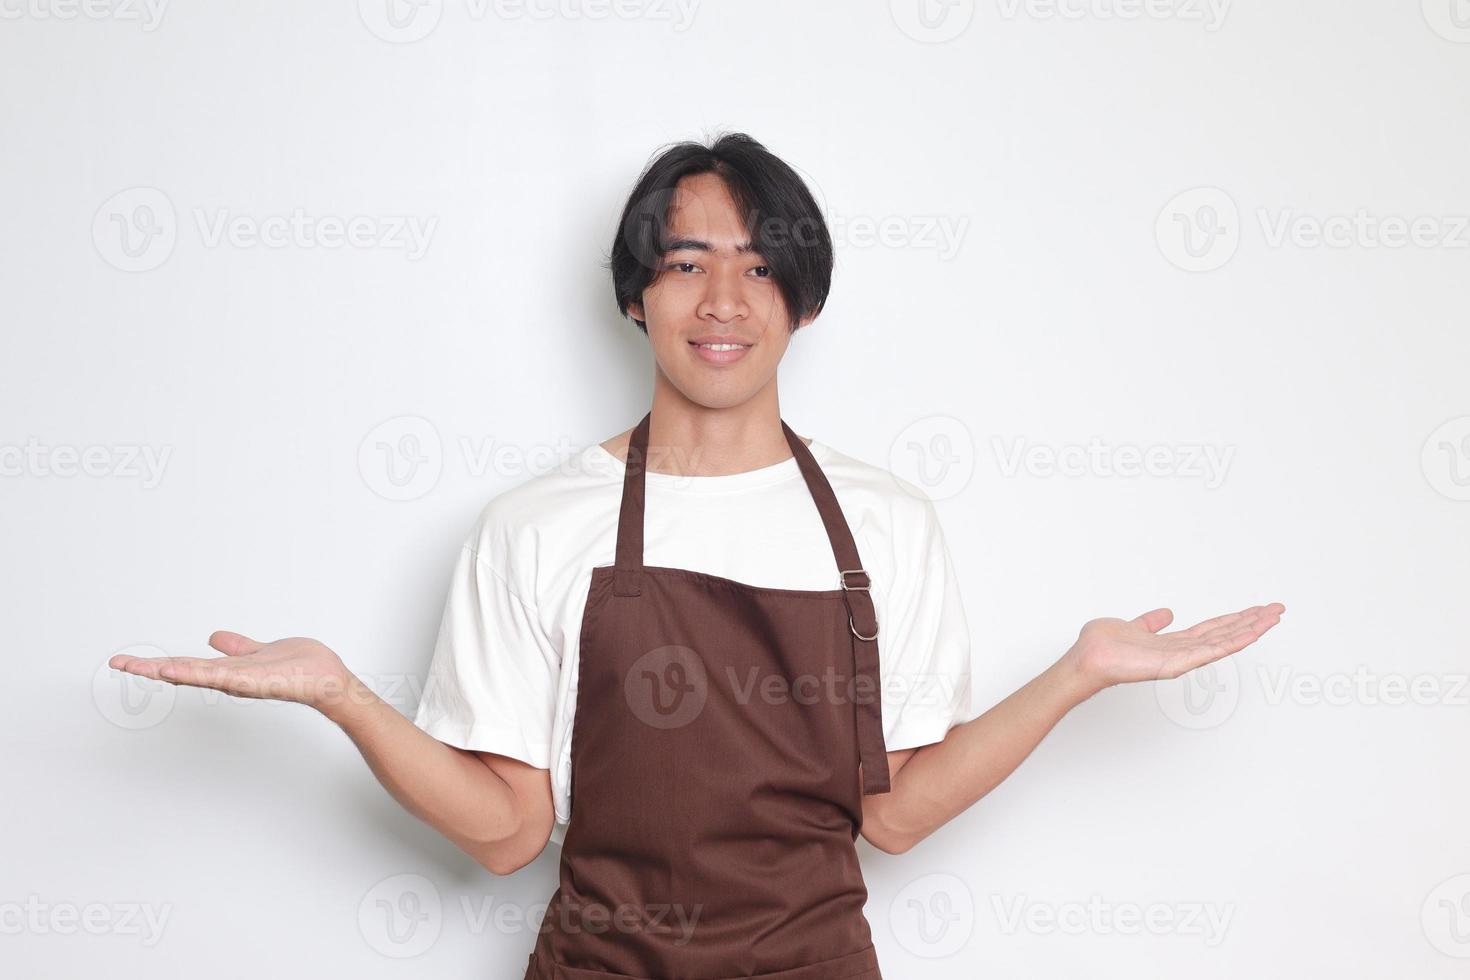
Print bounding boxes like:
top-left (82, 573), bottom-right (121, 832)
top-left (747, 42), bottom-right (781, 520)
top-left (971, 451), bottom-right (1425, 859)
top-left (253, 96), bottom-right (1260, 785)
top-left (639, 371), bottom-right (798, 476)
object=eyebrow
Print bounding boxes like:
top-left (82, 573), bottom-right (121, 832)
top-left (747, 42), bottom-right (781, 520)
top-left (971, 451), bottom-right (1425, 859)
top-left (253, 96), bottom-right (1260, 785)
top-left (663, 237), bottom-right (762, 255)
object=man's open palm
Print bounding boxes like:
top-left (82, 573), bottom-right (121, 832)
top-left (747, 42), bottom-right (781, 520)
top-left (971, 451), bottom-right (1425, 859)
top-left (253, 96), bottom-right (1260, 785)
top-left (1071, 602), bottom-right (1286, 690)
top-left (108, 631), bottom-right (351, 711)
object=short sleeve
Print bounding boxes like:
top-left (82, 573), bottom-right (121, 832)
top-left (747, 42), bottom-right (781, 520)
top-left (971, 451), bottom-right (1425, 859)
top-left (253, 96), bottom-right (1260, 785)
top-left (878, 498), bottom-right (974, 750)
top-left (412, 542), bottom-right (559, 769)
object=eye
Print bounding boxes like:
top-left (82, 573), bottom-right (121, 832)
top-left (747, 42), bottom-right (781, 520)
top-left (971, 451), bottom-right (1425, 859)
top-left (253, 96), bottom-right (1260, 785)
top-left (750, 265), bottom-right (772, 278)
top-left (666, 261), bottom-right (700, 273)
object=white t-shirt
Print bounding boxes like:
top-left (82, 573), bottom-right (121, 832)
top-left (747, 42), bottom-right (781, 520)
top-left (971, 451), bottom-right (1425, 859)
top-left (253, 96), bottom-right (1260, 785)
top-left (412, 436), bottom-right (974, 846)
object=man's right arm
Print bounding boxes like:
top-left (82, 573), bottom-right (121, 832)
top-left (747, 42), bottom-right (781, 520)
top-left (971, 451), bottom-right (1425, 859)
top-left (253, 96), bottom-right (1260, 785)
top-left (327, 675), bottom-right (555, 875)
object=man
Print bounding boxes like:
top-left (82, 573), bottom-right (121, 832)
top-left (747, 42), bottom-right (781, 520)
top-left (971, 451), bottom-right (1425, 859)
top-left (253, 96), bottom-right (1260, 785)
top-left (110, 133), bottom-right (1284, 979)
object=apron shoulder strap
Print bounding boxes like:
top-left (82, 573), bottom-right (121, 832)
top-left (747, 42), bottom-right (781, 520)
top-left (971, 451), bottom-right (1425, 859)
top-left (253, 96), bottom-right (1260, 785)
top-left (780, 421), bottom-right (892, 795)
top-left (611, 412), bottom-right (652, 597)
top-left (609, 412), bottom-right (891, 794)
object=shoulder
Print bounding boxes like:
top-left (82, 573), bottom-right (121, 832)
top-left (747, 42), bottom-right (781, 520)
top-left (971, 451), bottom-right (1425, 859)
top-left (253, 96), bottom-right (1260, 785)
top-left (812, 439), bottom-right (939, 529)
top-left (460, 443), bottom-right (623, 563)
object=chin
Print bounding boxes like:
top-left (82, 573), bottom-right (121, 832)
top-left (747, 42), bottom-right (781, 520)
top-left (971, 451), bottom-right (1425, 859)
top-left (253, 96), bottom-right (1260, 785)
top-left (668, 374), bottom-right (762, 411)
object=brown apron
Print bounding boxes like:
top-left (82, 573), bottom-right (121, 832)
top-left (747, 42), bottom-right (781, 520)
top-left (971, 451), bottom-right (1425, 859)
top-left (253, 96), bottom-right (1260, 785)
top-left (524, 412), bottom-right (892, 980)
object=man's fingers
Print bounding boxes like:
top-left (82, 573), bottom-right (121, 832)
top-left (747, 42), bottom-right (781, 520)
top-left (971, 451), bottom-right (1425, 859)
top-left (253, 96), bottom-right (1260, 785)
top-left (157, 660), bottom-right (258, 693)
top-left (1176, 607), bottom-right (1285, 672)
top-left (1175, 606), bottom-right (1255, 639)
top-left (108, 652), bottom-right (176, 675)
top-left (112, 654), bottom-right (219, 683)
top-left (111, 654), bottom-right (262, 695)
top-left (1190, 612), bottom-right (1259, 645)
top-left (108, 652), bottom-right (309, 702)
top-left (1176, 602), bottom-right (1286, 640)
top-left (208, 630), bottom-right (265, 657)
top-left (1199, 606), bottom-right (1283, 645)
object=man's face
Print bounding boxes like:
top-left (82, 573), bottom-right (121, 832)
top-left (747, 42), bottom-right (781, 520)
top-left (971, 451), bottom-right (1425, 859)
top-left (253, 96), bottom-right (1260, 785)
top-left (628, 172), bottom-right (811, 410)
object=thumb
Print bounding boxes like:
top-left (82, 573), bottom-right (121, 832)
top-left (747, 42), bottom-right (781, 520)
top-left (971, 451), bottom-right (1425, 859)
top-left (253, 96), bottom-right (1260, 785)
top-left (209, 630), bottom-right (266, 656)
top-left (1131, 607), bottom-right (1174, 633)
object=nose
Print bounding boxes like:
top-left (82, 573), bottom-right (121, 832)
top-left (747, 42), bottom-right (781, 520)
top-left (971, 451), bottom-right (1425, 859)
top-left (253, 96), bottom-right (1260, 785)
top-left (695, 264), bottom-right (748, 324)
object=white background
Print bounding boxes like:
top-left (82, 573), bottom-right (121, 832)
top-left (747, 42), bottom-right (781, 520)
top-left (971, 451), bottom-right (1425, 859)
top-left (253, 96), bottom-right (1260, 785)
top-left (3, 1), bottom-right (1468, 977)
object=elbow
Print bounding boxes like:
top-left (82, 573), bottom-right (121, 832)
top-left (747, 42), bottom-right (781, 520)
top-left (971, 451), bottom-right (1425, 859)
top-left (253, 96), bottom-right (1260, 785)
top-left (469, 814), bottom-right (552, 876)
top-left (473, 834), bottom-right (543, 875)
top-left (872, 832), bottom-right (918, 856)
top-left (861, 817), bottom-right (919, 855)
top-left (479, 851), bottom-right (532, 876)
top-left (473, 833), bottom-right (542, 875)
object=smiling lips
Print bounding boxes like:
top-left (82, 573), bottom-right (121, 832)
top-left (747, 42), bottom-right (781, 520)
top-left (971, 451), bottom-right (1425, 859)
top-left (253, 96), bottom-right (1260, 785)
top-left (689, 337), bottom-right (753, 365)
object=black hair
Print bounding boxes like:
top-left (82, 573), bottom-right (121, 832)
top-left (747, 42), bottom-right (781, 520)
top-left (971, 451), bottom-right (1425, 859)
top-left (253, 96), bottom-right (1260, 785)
top-left (607, 132), bottom-right (833, 333)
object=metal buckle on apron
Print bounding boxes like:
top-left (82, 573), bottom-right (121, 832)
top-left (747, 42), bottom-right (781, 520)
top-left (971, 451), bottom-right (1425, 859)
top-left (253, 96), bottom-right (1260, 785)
top-left (840, 569), bottom-right (879, 641)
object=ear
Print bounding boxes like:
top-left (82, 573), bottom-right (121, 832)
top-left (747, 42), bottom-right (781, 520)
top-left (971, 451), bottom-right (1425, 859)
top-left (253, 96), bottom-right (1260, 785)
top-left (627, 300), bottom-right (644, 322)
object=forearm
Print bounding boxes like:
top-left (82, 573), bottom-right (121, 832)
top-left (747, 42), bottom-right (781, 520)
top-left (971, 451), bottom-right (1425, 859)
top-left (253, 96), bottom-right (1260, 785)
top-left (322, 676), bottom-right (529, 869)
top-left (873, 652), bottom-right (1101, 852)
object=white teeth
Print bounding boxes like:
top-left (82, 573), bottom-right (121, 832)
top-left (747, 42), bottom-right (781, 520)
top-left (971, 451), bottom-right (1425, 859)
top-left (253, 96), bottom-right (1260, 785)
top-left (699, 343), bottom-right (744, 351)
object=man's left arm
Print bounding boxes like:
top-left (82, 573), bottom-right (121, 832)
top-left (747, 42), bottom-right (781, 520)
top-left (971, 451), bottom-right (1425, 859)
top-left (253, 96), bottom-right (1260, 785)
top-left (861, 604), bottom-right (1285, 854)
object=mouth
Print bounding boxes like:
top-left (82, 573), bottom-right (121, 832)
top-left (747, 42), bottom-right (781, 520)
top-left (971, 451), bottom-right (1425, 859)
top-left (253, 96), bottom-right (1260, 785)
top-left (688, 338), bottom-right (753, 365)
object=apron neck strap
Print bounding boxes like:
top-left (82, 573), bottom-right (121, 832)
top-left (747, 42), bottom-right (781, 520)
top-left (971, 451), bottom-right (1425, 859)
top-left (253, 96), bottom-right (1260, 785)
top-left (610, 410), bottom-right (891, 795)
top-left (611, 412), bottom-right (870, 599)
